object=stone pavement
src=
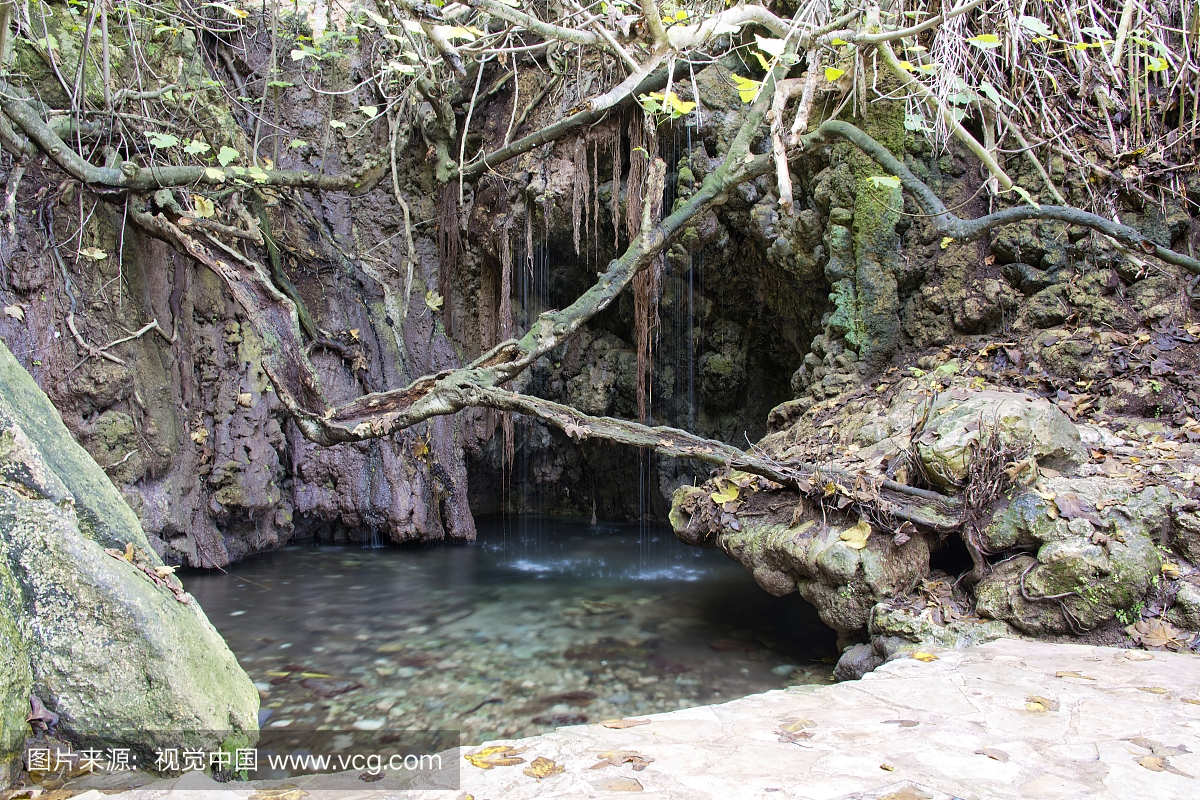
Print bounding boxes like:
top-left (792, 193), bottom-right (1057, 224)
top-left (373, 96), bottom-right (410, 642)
top-left (109, 638), bottom-right (1200, 800)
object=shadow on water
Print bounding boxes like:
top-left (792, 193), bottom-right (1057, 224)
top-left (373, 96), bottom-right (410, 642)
top-left (185, 516), bottom-right (837, 743)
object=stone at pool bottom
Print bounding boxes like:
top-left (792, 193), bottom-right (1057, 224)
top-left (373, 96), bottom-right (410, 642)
top-left (100, 638), bottom-right (1198, 799)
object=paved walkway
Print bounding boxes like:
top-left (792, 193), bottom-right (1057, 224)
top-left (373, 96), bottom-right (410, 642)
top-left (108, 638), bottom-right (1200, 800)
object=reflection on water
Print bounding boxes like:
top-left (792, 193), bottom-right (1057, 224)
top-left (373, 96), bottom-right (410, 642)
top-left (185, 517), bottom-right (837, 743)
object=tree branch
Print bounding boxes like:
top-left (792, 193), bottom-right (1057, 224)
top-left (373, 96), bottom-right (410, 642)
top-left (808, 120), bottom-right (1200, 274)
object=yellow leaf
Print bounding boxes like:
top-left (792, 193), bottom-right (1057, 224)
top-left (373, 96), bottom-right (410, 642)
top-left (348, 328), bottom-right (360, 341)
top-left (299, 672), bottom-right (332, 678)
top-left (1138, 686), bottom-right (1169, 695)
top-left (523, 757), bottom-right (564, 779)
top-left (123, 542), bottom-right (135, 562)
top-left (79, 246), bottom-right (108, 261)
top-left (839, 519), bottom-right (872, 549)
top-left (424, 290), bottom-right (444, 311)
top-left (880, 763), bottom-right (895, 771)
top-left (824, 67), bottom-right (845, 82)
top-left (464, 745), bottom-right (525, 770)
top-left (1161, 562), bottom-right (1180, 579)
top-left (940, 237), bottom-right (954, 249)
top-left (710, 482), bottom-right (739, 505)
top-left (911, 651), bottom-right (938, 662)
top-left (192, 195), bottom-right (216, 218)
top-left (600, 718), bottom-right (650, 729)
top-left (1025, 701), bottom-right (1047, 712)
top-left (190, 426), bottom-right (209, 445)
top-left (731, 74), bottom-right (761, 103)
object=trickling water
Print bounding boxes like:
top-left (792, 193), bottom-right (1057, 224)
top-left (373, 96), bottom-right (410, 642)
top-left (186, 517), bottom-right (836, 744)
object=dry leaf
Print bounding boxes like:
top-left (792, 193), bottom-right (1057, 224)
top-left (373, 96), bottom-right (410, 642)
top-left (1025, 702), bottom-right (1047, 712)
top-left (237, 392), bottom-right (254, 407)
top-left (600, 718), bottom-right (650, 729)
top-left (1055, 671), bottom-right (1095, 680)
top-left (3, 304), bottom-right (24, 321)
top-left (1138, 686), bottom-right (1169, 695)
top-left (911, 651), bottom-right (938, 662)
top-left (463, 745), bottom-right (525, 770)
top-left (190, 426), bottom-right (209, 445)
top-left (840, 519), bottom-right (872, 549)
top-left (880, 763), bottom-right (895, 771)
top-left (975, 748), bottom-right (1010, 762)
top-left (591, 750), bottom-right (653, 771)
top-left (249, 790), bottom-right (307, 800)
top-left (1127, 618), bottom-right (1194, 651)
top-left (523, 756), bottom-right (564, 779)
top-left (779, 718), bottom-right (816, 732)
top-left (1139, 755), bottom-right (1167, 772)
top-left (1026, 695), bottom-right (1059, 711)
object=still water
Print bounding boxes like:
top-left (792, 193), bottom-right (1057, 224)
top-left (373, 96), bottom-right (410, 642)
top-left (186, 517), bottom-right (836, 744)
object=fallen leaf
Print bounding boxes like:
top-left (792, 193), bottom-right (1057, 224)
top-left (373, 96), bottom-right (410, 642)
top-left (1139, 755), bottom-right (1167, 771)
top-left (710, 482), bottom-right (739, 505)
top-left (1127, 618), bottom-right (1194, 651)
top-left (600, 718), bottom-right (650, 729)
top-left (779, 718), bottom-right (816, 732)
top-left (975, 748), bottom-right (1010, 762)
top-left (237, 392), bottom-right (254, 407)
top-left (3, 304), bottom-right (25, 321)
top-left (1025, 702), bottom-right (1047, 712)
top-left (1026, 695), bottom-right (1059, 711)
top-left (78, 246), bottom-right (108, 261)
top-left (523, 756), bottom-right (564, 779)
top-left (591, 750), bottom-right (654, 771)
top-left (464, 745), bottom-right (526, 770)
top-left (880, 763), bottom-right (895, 771)
top-left (1055, 671), bottom-right (1095, 680)
top-left (911, 651), bottom-right (938, 662)
top-left (1138, 686), bottom-right (1169, 695)
top-left (839, 519), bottom-right (872, 549)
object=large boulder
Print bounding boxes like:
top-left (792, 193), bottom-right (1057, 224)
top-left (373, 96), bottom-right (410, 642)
top-left (975, 477), bottom-right (1166, 634)
top-left (915, 390), bottom-right (1086, 488)
top-left (0, 339), bottom-right (258, 785)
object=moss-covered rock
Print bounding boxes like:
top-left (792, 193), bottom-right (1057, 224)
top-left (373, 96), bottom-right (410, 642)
top-left (916, 390), bottom-right (1085, 488)
top-left (0, 339), bottom-right (258, 781)
top-left (975, 477), bottom-right (1166, 634)
top-left (687, 517), bottom-right (931, 637)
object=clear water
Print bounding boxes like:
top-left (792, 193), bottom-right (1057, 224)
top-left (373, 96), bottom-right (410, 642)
top-left (185, 517), bottom-right (836, 744)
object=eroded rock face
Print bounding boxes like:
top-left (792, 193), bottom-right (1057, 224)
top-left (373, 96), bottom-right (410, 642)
top-left (975, 478), bottom-right (1167, 635)
top-left (0, 340), bottom-right (257, 783)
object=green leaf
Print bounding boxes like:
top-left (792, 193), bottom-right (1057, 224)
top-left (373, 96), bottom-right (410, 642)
top-left (36, 34), bottom-right (59, 51)
top-left (1146, 56), bottom-right (1169, 73)
top-left (204, 167), bottom-right (226, 182)
top-left (267, 80), bottom-right (295, 88)
top-left (217, 146), bottom-right (240, 166)
top-left (976, 80), bottom-right (1002, 106)
top-left (1019, 15), bottom-right (1053, 38)
top-left (824, 67), bottom-right (845, 82)
top-left (868, 175), bottom-right (902, 189)
top-left (184, 139), bottom-right (211, 155)
top-left (940, 236), bottom-right (954, 249)
top-left (830, 37), bottom-right (850, 46)
top-left (145, 131), bottom-right (180, 148)
top-left (967, 33), bottom-right (1001, 49)
top-left (903, 113), bottom-right (927, 132)
top-left (1011, 185), bottom-right (1041, 210)
top-left (288, 139), bottom-right (308, 149)
top-left (731, 74), bottom-right (761, 103)
top-left (359, 105), bottom-right (379, 117)
top-left (78, 246), bottom-right (108, 261)
top-left (246, 166), bottom-right (269, 184)
top-left (290, 49), bottom-right (310, 61)
top-left (329, 119), bottom-right (347, 129)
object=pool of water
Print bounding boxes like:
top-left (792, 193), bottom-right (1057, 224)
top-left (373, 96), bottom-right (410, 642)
top-left (185, 517), bottom-right (837, 744)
